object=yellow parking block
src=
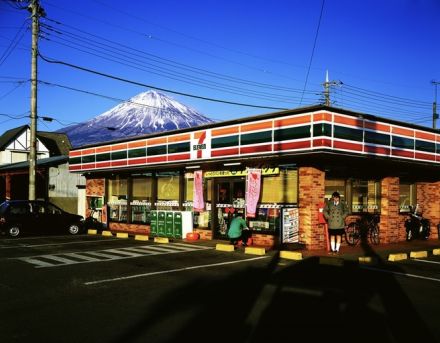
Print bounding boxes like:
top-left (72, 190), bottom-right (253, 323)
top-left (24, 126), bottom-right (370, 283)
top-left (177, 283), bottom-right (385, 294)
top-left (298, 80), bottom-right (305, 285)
top-left (388, 253), bottom-right (407, 262)
top-left (116, 232), bottom-right (129, 239)
top-left (87, 229), bottom-right (97, 235)
top-left (102, 230), bottom-right (113, 237)
top-left (358, 256), bottom-right (377, 264)
top-left (245, 247), bottom-right (266, 256)
top-left (280, 251), bottom-right (302, 261)
top-left (410, 250), bottom-right (428, 259)
top-left (433, 248), bottom-right (440, 256)
top-left (154, 237), bottom-right (169, 244)
top-left (135, 235), bottom-right (149, 241)
top-left (216, 243), bottom-right (235, 252)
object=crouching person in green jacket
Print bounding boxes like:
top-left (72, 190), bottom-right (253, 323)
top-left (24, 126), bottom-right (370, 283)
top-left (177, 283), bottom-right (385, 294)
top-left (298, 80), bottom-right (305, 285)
top-left (228, 213), bottom-right (250, 247)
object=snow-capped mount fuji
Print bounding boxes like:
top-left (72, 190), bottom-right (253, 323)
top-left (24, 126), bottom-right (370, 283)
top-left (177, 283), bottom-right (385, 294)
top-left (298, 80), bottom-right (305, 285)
top-left (58, 90), bottom-right (214, 147)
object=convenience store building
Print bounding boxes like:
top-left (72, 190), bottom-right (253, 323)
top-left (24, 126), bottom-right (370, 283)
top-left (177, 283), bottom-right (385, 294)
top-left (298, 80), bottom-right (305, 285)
top-left (68, 105), bottom-right (440, 250)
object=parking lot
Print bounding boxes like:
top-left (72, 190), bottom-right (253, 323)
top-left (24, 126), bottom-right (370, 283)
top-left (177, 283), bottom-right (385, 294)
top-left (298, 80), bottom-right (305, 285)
top-left (1, 234), bottom-right (439, 343)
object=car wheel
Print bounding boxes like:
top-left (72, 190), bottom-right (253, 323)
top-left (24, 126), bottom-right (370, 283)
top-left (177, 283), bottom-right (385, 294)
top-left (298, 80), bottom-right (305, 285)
top-left (8, 225), bottom-right (20, 238)
top-left (68, 224), bottom-right (81, 235)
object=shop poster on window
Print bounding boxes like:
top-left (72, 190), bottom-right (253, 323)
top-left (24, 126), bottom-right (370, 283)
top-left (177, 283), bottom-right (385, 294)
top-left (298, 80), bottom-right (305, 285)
top-left (193, 170), bottom-right (204, 212)
top-left (245, 168), bottom-right (261, 218)
top-left (282, 207), bottom-right (299, 243)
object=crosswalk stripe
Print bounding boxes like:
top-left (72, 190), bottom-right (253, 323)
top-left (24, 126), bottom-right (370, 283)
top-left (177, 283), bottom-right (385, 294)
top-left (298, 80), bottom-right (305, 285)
top-left (37, 255), bottom-right (79, 265)
top-left (13, 243), bottom-right (214, 268)
top-left (63, 252), bottom-right (102, 262)
top-left (16, 257), bottom-right (56, 268)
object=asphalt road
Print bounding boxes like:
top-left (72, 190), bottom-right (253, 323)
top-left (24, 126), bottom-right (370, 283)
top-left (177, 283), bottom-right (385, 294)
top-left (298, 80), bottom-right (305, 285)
top-left (0, 234), bottom-right (439, 343)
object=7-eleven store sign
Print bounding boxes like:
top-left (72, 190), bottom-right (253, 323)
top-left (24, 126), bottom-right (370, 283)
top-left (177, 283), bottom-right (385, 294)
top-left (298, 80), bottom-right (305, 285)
top-left (190, 129), bottom-right (211, 160)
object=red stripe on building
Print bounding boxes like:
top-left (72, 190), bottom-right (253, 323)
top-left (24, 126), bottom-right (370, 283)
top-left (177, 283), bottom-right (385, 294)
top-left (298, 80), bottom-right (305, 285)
top-left (333, 141), bottom-right (363, 152)
top-left (168, 153), bottom-right (191, 161)
top-left (111, 160), bottom-right (127, 167)
top-left (392, 149), bottom-right (414, 158)
top-left (274, 140), bottom-right (311, 151)
top-left (312, 138), bottom-right (332, 147)
top-left (147, 156), bottom-right (167, 163)
top-left (69, 165), bottom-right (82, 171)
top-left (240, 144), bottom-right (273, 154)
top-left (81, 163), bottom-right (96, 169)
top-left (128, 158), bottom-right (147, 165)
top-left (364, 145), bottom-right (390, 155)
top-left (415, 152), bottom-right (436, 161)
top-left (96, 162), bottom-right (111, 168)
top-left (211, 148), bottom-right (239, 157)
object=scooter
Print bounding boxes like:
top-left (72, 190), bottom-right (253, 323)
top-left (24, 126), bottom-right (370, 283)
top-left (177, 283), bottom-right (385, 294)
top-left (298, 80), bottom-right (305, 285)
top-left (404, 204), bottom-right (430, 241)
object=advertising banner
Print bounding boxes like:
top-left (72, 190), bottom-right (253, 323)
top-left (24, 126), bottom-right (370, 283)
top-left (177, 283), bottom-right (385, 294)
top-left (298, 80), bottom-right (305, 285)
top-left (193, 170), bottom-right (204, 212)
top-left (245, 168), bottom-right (261, 218)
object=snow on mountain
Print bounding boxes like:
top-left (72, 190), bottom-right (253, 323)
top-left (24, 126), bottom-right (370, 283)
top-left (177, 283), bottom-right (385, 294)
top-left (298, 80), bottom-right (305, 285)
top-left (57, 90), bottom-right (214, 147)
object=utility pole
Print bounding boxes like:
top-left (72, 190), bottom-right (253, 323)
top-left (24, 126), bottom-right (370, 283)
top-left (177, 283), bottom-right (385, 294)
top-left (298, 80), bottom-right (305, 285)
top-left (322, 70), bottom-right (342, 106)
top-left (28, 0), bottom-right (44, 200)
top-left (432, 80), bottom-right (439, 130)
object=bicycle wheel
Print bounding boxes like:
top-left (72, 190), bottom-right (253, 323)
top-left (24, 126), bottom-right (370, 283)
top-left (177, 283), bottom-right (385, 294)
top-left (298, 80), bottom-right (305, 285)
top-left (369, 224), bottom-right (380, 245)
top-left (345, 222), bottom-right (360, 246)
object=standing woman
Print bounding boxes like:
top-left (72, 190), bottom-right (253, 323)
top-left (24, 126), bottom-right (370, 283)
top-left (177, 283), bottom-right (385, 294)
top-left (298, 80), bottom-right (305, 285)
top-left (323, 192), bottom-right (348, 254)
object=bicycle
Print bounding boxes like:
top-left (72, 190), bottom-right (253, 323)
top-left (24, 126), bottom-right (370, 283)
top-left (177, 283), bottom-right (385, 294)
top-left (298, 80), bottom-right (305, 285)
top-left (345, 213), bottom-right (380, 246)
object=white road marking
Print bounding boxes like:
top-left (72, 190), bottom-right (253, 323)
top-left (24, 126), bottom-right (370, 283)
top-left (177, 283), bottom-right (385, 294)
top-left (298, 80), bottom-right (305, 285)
top-left (12, 243), bottom-right (213, 268)
top-left (362, 265), bottom-right (440, 283)
top-left (412, 258), bottom-right (440, 265)
top-left (0, 238), bottom-right (119, 249)
top-left (84, 256), bottom-right (269, 285)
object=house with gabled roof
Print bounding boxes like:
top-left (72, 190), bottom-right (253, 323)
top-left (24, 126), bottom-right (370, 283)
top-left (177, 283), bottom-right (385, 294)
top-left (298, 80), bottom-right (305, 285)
top-left (0, 125), bottom-right (85, 214)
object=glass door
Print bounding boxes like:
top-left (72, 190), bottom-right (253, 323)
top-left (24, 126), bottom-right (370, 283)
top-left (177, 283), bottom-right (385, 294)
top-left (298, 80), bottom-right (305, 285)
top-left (214, 178), bottom-right (245, 239)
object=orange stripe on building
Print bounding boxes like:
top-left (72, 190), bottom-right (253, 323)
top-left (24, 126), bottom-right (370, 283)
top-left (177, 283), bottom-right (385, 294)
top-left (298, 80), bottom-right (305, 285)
top-left (168, 134), bottom-right (191, 143)
top-left (392, 126), bottom-right (414, 137)
top-left (241, 120), bottom-right (272, 133)
top-left (275, 114), bottom-right (311, 128)
top-left (128, 140), bottom-right (146, 149)
top-left (111, 143), bottom-right (128, 151)
top-left (364, 121), bottom-right (390, 132)
top-left (82, 148), bottom-right (95, 155)
top-left (147, 137), bottom-right (167, 146)
top-left (415, 131), bottom-right (435, 141)
top-left (96, 146), bottom-right (111, 153)
top-left (312, 112), bottom-right (331, 122)
top-left (69, 150), bottom-right (82, 157)
top-left (212, 126), bottom-right (239, 137)
top-left (334, 114), bottom-right (363, 128)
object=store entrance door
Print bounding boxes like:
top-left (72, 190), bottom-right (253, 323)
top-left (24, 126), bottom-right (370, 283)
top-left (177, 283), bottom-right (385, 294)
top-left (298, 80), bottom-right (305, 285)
top-left (213, 178), bottom-right (245, 239)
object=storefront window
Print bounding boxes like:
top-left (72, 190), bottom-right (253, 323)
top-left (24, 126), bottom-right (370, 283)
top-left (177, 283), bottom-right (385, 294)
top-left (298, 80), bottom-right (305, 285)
top-left (157, 172), bottom-right (180, 210)
top-left (108, 176), bottom-right (128, 222)
top-left (399, 183), bottom-right (416, 212)
top-left (260, 169), bottom-right (297, 204)
top-left (325, 179), bottom-right (346, 201)
top-left (131, 174), bottom-right (152, 224)
top-left (351, 179), bottom-right (380, 213)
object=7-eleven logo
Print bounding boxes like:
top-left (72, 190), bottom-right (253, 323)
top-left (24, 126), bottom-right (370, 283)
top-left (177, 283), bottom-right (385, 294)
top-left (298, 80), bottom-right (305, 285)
top-left (191, 130), bottom-right (211, 159)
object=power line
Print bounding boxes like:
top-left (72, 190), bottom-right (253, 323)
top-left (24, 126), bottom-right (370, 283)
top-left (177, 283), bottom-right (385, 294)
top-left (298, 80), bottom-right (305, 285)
top-left (40, 19), bottom-right (319, 96)
top-left (299, 0), bottom-right (325, 105)
top-left (38, 53), bottom-right (291, 111)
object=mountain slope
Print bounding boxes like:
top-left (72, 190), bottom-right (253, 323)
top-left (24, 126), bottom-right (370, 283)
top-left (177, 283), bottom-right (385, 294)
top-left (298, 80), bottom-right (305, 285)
top-left (58, 90), bottom-right (214, 147)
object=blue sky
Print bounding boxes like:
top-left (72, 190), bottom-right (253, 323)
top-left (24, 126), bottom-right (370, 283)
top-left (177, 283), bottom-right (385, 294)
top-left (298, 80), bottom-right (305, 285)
top-left (0, 0), bottom-right (439, 133)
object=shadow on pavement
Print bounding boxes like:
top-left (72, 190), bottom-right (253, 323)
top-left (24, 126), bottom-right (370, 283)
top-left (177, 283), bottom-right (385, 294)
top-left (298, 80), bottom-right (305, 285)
top-left (110, 242), bottom-right (438, 343)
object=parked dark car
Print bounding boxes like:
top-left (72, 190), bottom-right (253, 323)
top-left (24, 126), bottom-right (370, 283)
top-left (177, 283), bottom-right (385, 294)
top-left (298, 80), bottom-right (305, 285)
top-left (0, 200), bottom-right (84, 238)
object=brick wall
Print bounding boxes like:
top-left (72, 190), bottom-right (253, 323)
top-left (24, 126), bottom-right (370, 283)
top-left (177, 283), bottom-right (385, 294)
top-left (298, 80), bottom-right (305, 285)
top-left (380, 177), bottom-right (400, 243)
top-left (298, 167), bottom-right (326, 250)
top-left (85, 178), bottom-right (105, 196)
top-left (109, 222), bottom-right (150, 235)
top-left (417, 182), bottom-right (440, 240)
